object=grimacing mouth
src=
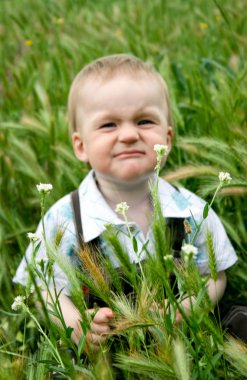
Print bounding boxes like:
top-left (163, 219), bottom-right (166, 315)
top-left (114, 150), bottom-right (145, 157)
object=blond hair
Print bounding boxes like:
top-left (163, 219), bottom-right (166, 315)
top-left (68, 54), bottom-right (173, 133)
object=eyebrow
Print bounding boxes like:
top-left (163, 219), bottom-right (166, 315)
top-left (91, 106), bottom-right (163, 123)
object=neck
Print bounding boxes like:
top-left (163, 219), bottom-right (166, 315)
top-left (95, 172), bottom-right (154, 237)
top-left (95, 172), bottom-right (153, 208)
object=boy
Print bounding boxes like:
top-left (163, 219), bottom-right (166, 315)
top-left (13, 54), bottom-right (238, 351)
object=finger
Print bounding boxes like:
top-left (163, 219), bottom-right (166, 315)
top-left (87, 307), bottom-right (114, 322)
top-left (90, 322), bottom-right (111, 335)
top-left (93, 308), bottom-right (114, 324)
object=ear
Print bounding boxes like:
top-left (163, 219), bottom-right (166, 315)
top-left (72, 132), bottom-right (89, 162)
top-left (166, 126), bottom-right (174, 154)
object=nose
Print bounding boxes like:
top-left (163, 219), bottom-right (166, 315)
top-left (118, 123), bottom-right (140, 143)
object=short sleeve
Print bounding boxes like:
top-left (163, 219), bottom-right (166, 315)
top-left (13, 194), bottom-right (79, 296)
top-left (193, 208), bottom-right (238, 274)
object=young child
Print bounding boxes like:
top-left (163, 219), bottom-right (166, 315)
top-left (13, 54), bottom-right (238, 351)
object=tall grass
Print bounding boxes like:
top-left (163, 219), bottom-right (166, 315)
top-left (0, 0), bottom-right (246, 378)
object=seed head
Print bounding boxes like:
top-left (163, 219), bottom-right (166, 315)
top-left (163, 254), bottom-right (173, 262)
top-left (184, 220), bottom-right (192, 234)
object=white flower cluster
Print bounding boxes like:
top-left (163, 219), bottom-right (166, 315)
top-left (115, 201), bottom-right (129, 215)
top-left (153, 144), bottom-right (168, 157)
top-left (27, 232), bottom-right (40, 243)
top-left (181, 243), bottom-right (198, 257)
top-left (36, 183), bottom-right (53, 194)
top-left (11, 295), bottom-right (26, 311)
top-left (218, 172), bottom-right (232, 184)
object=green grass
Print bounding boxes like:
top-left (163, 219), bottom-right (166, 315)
top-left (0, 0), bottom-right (246, 378)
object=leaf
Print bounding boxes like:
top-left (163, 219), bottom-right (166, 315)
top-left (165, 314), bottom-right (173, 334)
top-left (203, 202), bottom-right (209, 219)
top-left (132, 236), bottom-right (138, 253)
top-left (77, 334), bottom-right (86, 357)
top-left (66, 326), bottom-right (74, 339)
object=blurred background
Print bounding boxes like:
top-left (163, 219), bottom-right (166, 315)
top-left (0, 0), bottom-right (246, 375)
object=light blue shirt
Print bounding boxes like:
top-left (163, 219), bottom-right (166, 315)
top-left (13, 170), bottom-right (237, 295)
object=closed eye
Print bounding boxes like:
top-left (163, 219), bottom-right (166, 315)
top-left (100, 122), bottom-right (116, 129)
top-left (137, 119), bottom-right (154, 126)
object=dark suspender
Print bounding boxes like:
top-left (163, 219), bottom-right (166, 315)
top-left (71, 189), bottom-right (100, 252)
top-left (71, 189), bottom-right (101, 307)
top-left (71, 189), bottom-right (84, 246)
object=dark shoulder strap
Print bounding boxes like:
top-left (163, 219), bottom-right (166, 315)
top-left (166, 184), bottom-right (185, 256)
top-left (71, 189), bottom-right (84, 247)
top-left (71, 189), bottom-right (100, 250)
top-left (71, 189), bottom-right (102, 307)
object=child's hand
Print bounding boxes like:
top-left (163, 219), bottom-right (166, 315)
top-left (86, 307), bottom-right (114, 352)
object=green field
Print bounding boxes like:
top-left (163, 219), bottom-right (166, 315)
top-left (0, 0), bottom-right (247, 378)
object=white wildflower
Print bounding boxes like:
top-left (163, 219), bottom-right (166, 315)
top-left (218, 172), bottom-right (232, 184)
top-left (181, 244), bottom-right (198, 257)
top-left (154, 144), bottom-right (169, 173)
top-left (154, 144), bottom-right (168, 157)
top-left (36, 183), bottom-right (53, 194)
top-left (27, 232), bottom-right (40, 243)
top-left (115, 202), bottom-right (129, 215)
top-left (11, 295), bottom-right (26, 311)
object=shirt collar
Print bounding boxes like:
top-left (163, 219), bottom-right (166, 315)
top-left (79, 171), bottom-right (203, 242)
top-left (79, 171), bottom-right (125, 242)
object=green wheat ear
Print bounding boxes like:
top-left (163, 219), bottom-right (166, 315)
top-left (77, 244), bottom-right (112, 304)
top-left (114, 351), bottom-right (176, 378)
top-left (53, 223), bottom-right (67, 248)
top-left (224, 337), bottom-right (247, 377)
top-left (206, 229), bottom-right (218, 282)
top-left (172, 339), bottom-right (191, 380)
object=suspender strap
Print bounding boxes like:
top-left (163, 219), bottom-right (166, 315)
top-left (71, 189), bottom-right (101, 307)
top-left (71, 189), bottom-right (100, 252)
top-left (71, 189), bottom-right (84, 247)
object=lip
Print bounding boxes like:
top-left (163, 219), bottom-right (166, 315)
top-left (114, 150), bottom-right (145, 158)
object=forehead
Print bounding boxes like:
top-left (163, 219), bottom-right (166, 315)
top-left (77, 72), bottom-right (167, 112)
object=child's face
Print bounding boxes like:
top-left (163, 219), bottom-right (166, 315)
top-left (72, 73), bottom-right (173, 184)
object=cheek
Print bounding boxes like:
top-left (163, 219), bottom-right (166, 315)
top-left (86, 143), bottom-right (110, 167)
